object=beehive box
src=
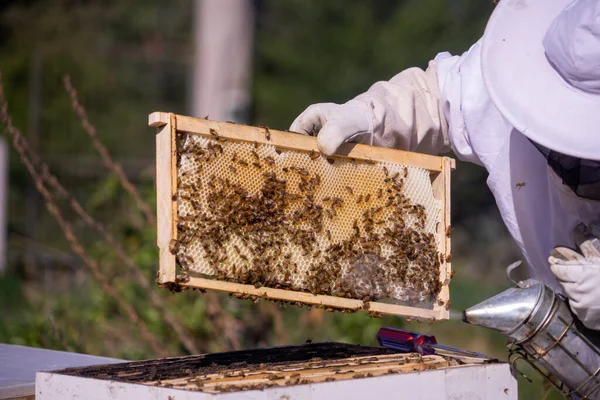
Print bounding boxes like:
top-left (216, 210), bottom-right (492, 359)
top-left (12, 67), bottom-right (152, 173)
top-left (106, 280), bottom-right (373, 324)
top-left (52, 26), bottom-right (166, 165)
top-left (150, 112), bottom-right (454, 320)
top-left (38, 343), bottom-right (517, 399)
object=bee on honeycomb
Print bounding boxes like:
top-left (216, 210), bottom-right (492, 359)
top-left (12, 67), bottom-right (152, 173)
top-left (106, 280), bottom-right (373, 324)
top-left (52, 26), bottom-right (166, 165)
top-left (173, 130), bottom-right (442, 306)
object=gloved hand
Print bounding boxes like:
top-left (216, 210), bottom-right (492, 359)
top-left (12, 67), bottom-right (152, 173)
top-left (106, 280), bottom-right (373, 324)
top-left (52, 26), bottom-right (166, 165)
top-left (549, 223), bottom-right (600, 331)
top-left (289, 100), bottom-right (373, 156)
top-left (289, 60), bottom-right (450, 156)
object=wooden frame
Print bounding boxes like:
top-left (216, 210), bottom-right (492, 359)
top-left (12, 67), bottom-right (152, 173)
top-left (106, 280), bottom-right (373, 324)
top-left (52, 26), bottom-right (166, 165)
top-left (150, 112), bottom-right (454, 320)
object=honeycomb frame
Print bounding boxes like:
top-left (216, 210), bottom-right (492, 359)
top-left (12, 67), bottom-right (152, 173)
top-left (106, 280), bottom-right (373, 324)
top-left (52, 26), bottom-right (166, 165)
top-left (150, 112), bottom-right (454, 320)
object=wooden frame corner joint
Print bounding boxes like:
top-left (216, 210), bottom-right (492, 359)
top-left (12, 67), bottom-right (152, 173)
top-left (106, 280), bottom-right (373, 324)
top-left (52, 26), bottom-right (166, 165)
top-left (149, 111), bottom-right (170, 128)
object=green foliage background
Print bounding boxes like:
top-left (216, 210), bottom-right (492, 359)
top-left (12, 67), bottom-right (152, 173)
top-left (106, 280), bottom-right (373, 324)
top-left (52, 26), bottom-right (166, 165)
top-left (0, 0), bottom-right (559, 398)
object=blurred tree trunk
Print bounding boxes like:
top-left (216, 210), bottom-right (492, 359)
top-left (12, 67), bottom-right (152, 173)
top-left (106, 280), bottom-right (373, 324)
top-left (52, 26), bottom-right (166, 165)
top-left (191, 0), bottom-right (255, 123)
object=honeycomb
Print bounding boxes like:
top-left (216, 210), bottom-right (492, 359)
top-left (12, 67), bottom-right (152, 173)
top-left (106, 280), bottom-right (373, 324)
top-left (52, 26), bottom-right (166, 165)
top-left (173, 132), bottom-right (442, 304)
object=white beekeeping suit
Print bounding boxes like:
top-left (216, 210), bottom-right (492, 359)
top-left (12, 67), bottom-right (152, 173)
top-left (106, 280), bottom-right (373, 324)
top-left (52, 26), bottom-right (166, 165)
top-left (291, 0), bottom-right (600, 330)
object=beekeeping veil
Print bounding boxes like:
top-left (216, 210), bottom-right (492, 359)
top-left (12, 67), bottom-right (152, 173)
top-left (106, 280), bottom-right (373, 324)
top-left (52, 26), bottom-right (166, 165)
top-left (481, 0), bottom-right (600, 200)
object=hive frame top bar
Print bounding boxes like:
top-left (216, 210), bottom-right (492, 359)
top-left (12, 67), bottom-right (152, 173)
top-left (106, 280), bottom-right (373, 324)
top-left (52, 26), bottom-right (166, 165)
top-left (149, 112), bottom-right (455, 172)
top-left (150, 111), bottom-right (454, 320)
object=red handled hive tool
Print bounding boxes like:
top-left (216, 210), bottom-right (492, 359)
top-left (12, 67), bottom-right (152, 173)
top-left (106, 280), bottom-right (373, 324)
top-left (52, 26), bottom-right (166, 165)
top-left (376, 327), bottom-right (489, 358)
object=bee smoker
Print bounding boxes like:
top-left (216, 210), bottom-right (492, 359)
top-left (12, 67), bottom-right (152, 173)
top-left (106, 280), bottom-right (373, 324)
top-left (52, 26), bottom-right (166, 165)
top-left (463, 267), bottom-right (600, 399)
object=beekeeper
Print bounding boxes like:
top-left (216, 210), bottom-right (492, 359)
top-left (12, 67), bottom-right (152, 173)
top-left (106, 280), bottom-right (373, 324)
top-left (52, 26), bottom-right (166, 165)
top-left (291, 0), bottom-right (600, 330)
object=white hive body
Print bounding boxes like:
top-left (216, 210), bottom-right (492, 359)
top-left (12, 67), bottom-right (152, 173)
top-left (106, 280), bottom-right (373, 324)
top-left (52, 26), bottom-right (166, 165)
top-left (176, 134), bottom-right (442, 304)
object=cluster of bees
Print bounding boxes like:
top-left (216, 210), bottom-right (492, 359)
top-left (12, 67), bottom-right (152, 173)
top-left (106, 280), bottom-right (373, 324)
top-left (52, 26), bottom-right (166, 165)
top-left (171, 130), bottom-right (442, 306)
top-left (154, 353), bottom-right (428, 393)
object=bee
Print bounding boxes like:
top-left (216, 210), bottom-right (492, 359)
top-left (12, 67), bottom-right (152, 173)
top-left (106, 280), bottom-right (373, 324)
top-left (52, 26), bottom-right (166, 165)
top-left (516, 182), bottom-right (526, 190)
top-left (282, 167), bottom-right (289, 173)
top-left (251, 150), bottom-right (260, 160)
top-left (263, 126), bottom-right (271, 140)
top-left (403, 166), bottom-right (408, 178)
top-left (209, 128), bottom-right (219, 138)
top-left (345, 186), bottom-right (354, 195)
top-left (237, 159), bottom-right (248, 166)
top-left (383, 166), bottom-right (389, 176)
top-left (364, 193), bottom-right (371, 203)
top-left (264, 156), bottom-right (275, 165)
top-left (309, 149), bottom-right (319, 160)
top-left (229, 165), bottom-right (237, 173)
top-left (356, 194), bottom-right (363, 204)
top-left (445, 254), bottom-right (452, 262)
top-left (169, 239), bottom-right (179, 254)
top-left (286, 193), bottom-right (301, 201)
top-left (445, 225), bottom-right (453, 237)
top-left (326, 230), bottom-right (332, 241)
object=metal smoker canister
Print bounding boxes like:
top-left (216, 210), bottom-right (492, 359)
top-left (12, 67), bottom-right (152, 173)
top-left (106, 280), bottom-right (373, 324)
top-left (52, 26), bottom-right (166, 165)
top-left (464, 278), bottom-right (600, 399)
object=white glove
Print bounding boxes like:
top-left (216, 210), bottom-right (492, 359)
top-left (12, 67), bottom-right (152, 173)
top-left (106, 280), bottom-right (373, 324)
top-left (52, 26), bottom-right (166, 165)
top-left (290, 60), bottom-right (450, 156)
top-left (290, 101), bottom-right (373, 155)
top-left (549, 243), bottom-right (600, 330)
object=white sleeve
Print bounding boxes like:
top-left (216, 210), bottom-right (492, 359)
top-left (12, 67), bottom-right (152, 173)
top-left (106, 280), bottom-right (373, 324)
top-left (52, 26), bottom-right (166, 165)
top-left (435, 40), bottom-right (488, 166)
top-left (352, 60), bottom-right (450, 155)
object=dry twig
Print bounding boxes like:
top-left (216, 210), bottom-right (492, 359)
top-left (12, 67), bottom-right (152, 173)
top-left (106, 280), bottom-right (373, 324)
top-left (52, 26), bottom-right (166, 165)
top-left (37, 149), bottom-right (198, 354)
top-left (205, 292), bottom-right (242, 350)
top-left (63, 75), bottom-right (155, 226)
top-left (266, 303), bottom-right (288, 344)
top-left (60, 76), bottom-right (198, 353)
top-left (0, 72), bottom-right (167, 357)
top-left (2, 78), bottom-right (198, 354)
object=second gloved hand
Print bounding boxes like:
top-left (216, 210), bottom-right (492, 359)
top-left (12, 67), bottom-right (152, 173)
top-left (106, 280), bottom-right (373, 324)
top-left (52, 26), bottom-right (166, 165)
top-left (549, 256), bottom-right (600, 331)
top-left (289, 100), bottom-right (373, 156)
top-left (549, 224), bottom-right (600, 331)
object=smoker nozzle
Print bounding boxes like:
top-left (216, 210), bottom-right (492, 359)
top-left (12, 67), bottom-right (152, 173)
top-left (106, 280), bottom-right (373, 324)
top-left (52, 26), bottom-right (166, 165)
top-left (461, 310), bottom-right (468, 324)
top-left (462, 279), bottom-right (543, 336)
